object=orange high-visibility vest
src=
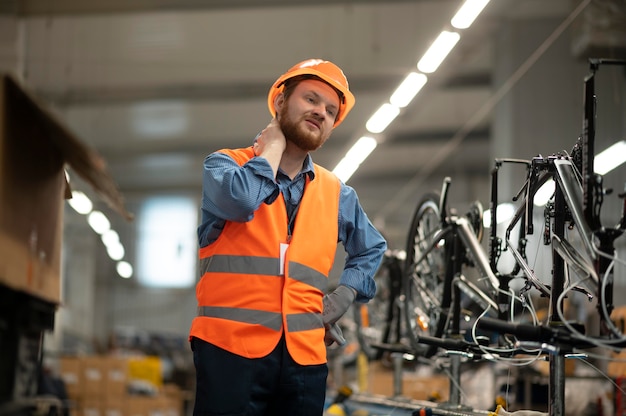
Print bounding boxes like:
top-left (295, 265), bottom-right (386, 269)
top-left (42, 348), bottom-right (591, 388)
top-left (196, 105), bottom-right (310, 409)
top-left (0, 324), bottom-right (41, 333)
top-left (189, 146), bottom-right (340, 365)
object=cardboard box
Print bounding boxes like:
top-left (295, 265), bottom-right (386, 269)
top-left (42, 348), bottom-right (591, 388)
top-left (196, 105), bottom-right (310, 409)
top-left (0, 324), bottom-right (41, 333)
top-left (104, 356), bottom-right (129, 398)
top-left (61, 354), bottom-right (132, 402)
top-left (126, 396), bottom-right (153, 416)
top-left (366, 362), bottom-right (449, 401)
top-left (153, 395), bottom-right (174, 416)
top-left (161, 395), bottom-right (182, 416)
top-left (80, 396), bottom-right (104, 416)
top-left (0, 73), bottom-right (131, 305)
top-left (59, 356), bottom-right (84, 400)
top-left (161, 384), bottom-right (184, 416)
top-left (82, 356), bottom-right (107, 398)
top-left (122, 395), bottom-right (179, 416)
top-left (103, 397), bottom-right (127, 416)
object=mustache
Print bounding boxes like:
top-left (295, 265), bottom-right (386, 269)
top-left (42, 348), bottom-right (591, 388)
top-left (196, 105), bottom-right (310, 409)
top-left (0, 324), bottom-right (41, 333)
top-left (303, 112), bottom-right (324, 124)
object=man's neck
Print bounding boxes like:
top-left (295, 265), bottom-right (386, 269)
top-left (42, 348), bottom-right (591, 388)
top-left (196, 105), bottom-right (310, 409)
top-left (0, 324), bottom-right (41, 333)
top-left (279, 142), bottom-right (308, 180)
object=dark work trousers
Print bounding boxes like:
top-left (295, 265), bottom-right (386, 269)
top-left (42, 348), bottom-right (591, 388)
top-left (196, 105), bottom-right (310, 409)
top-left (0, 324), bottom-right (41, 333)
top-left (191, 335), bottom-right (328, 416)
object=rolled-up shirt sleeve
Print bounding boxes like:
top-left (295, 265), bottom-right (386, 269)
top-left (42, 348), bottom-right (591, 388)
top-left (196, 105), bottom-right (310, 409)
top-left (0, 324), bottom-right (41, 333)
top-left (337, 183), bottom-right (387, 302)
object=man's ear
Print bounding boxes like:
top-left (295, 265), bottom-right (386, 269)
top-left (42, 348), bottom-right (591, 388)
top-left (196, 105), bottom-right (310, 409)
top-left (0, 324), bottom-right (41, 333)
top-left (273, 93), bottom-right (285, 115)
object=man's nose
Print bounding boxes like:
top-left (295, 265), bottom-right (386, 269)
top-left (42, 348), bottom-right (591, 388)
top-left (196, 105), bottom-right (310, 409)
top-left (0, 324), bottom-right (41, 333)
top-left (311, 104), bottom-right (327, 119)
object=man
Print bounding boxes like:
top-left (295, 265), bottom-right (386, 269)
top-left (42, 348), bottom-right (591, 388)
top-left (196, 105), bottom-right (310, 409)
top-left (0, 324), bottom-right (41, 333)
top-left (189, 58), bottom-right (387, 416)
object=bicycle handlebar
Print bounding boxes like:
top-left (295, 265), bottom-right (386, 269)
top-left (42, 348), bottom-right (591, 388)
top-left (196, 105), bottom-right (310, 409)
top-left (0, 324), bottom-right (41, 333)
top-left (415, 334), bottom-right (503, 359)
top-left (416, 334), bottom-right (473, 351)
top-left (477, 317), bottom-right (556, 342)
top-left (476, 317), bottom-right (593, 349)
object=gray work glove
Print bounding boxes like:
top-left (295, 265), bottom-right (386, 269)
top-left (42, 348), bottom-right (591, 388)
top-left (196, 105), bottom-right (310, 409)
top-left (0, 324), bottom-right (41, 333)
top-left (322, 285), bottom-right (356, 346)
top-left (322, 285), bottom-right (356, 324)
top-left (325, 323), bottom-right (346, 346)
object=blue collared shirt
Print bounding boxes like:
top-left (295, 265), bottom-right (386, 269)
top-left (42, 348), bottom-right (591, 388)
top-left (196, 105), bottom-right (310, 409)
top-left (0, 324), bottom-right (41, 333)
top-left (198, 146), bottom-right (387, 302)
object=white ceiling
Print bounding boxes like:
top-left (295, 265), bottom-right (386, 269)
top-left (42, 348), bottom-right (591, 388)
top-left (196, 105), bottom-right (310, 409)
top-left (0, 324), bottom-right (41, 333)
top-left (4, 0), bottom-right (594, 246)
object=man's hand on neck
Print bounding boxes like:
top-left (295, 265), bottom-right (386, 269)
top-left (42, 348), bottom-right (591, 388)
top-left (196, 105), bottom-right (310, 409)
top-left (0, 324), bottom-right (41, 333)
top-left (254, 118), bottom-right (286, 179)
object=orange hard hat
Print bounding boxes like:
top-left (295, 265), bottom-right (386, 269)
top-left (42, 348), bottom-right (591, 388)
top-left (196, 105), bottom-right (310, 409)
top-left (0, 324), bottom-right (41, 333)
top-left (267, 59), bottom-right (356, 128)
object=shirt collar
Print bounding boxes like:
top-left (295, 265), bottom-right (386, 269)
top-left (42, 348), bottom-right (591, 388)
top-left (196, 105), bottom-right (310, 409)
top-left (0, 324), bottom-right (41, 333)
top-left (276, 155), bottom-right (315, 182)
top-left (301, 154), bottom-right (316, 180)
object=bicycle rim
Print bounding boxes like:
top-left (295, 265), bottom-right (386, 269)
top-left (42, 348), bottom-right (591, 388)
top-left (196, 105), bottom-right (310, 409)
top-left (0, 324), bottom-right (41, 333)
top-left (403, 193), bottom-right (449, 357)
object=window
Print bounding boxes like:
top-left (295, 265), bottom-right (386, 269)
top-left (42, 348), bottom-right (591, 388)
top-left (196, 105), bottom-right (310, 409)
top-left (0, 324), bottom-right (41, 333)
top-left (137, 196), bottom-right (197, 288)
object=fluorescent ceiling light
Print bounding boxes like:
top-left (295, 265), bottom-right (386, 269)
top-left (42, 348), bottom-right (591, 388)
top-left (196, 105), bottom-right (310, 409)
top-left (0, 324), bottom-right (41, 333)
top-left (594, 140), bottom-right (626, 175)
top-left (101, 229), bottom-right (120, 247)
top-left (117, 261), bottom-right (133, 279)
top-left (107, 242), bottom-right (125, 261)
top-left (366, 103), bottom-right (400, 134)
top-left (345, 136), bottom-right (378, 163)
top-left (451, 0), bottom-right (490, 29)
top-left (87, 211), bottom-right (111, 235)
top-left (390, 72), bottom-right (428, 108)
top-left (68, 190), bottom-right (93, 215)
top-left (333, 136), bottom-right (378, 182)
top-left (417, 31), bottom-right (461, 74)
top-left (71, 189), bottom-right (134, 278)
top-left (333, 159), bottom-right (359, 184)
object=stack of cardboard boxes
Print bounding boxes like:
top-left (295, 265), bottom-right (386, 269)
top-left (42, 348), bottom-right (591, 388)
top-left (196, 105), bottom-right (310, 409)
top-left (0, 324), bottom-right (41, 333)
top-left (365, 361), bottom-right (450, 402)
top-left (0, 73), bottom-right (131, 410)
top-left (59, 355), bottom-right (185, 416)
top-left (0, 72), bottom-right (194, 414)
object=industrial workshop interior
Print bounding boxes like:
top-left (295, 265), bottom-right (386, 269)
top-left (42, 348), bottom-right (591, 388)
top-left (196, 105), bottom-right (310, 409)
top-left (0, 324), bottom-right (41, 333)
top-left (2, 0), bottom-right (626, 415)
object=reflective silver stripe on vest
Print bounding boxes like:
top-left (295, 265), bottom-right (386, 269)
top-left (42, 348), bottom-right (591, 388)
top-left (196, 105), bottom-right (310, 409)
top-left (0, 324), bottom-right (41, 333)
top-left (200, 255), bottom-right (328, 293)
top-left (197, 306), bottom-right (282, 331)
top-left (200, 254), bottom-right (280, 276)
top-left (288, 261), bottom-right (328, 292)
top-left (286, 312), bottom-right (324, 332)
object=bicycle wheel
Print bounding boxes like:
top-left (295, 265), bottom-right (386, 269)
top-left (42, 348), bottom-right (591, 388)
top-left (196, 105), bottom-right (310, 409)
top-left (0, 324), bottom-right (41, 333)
top-left (403, 193), bottom-right (451, 357)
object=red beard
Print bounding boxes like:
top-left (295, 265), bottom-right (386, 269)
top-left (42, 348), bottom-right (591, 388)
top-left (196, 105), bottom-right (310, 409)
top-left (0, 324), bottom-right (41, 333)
top-left (278, 103), bottom-right (326, 152)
